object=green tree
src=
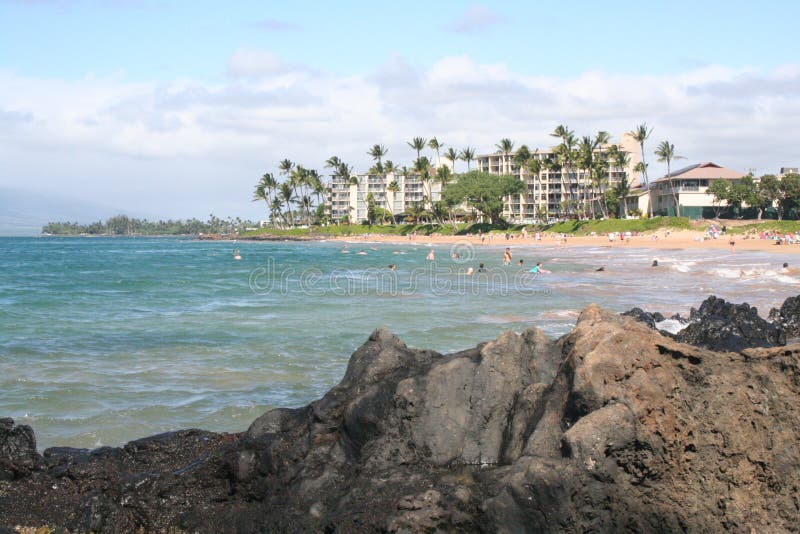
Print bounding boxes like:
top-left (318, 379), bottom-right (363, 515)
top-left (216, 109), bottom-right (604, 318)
top-left (442, 171), bottom-right (524, 225)
top-left (628, 123), bottom-right (654, 217)
top-left (707, 180), bottom-right (731, 219)
top-left (728, 176), bottom-right (758, 216)
top-left (654, 140), bottom-right (685, 216)
top-left (756, 174), bottom-right (780, 219)
top-left (779, 173), bottom-right (800, 220)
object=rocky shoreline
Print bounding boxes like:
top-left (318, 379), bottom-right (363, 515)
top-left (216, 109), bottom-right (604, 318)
top-left (2, 297), bottom-right (799, 532)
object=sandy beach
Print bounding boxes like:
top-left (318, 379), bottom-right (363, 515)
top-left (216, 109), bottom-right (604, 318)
top-left (332, 229), bottom-right (800, 255)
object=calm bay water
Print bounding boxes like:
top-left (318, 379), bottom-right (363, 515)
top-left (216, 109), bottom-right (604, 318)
top-left (0, 236), bottom-right (797, 449)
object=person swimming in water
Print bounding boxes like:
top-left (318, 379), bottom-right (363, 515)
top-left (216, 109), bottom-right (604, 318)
top-left (652, 259), bottom-right (659, 267)
top-left (529, 262), bottom-right (550, 274)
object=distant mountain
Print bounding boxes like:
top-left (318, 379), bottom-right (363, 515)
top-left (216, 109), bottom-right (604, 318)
top-left (0, 187), bottom-right (132, 236)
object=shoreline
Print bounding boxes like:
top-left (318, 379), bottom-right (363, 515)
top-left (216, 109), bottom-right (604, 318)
top-left (326, 229), bottom-right (800, 254)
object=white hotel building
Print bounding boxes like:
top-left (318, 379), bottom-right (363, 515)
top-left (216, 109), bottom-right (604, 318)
top-left (475, 135), bottom-right (641, 222)
top-left (326, 172), bottom-right (442, 223)
top-left (325, 134), bottom-right (639, 224)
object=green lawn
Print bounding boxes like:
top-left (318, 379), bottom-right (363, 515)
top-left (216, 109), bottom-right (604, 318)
top-left (239, 218), bottom-right (699, 238)
top-left (542, 217), bottom-right (694, 235)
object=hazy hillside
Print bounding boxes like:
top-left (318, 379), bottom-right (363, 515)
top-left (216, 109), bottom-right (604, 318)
top-left (0, 187), bottom-right (128, 236)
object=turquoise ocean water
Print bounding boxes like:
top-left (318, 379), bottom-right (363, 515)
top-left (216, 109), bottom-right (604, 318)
top-left (0, 236), bottom-right (797, 449)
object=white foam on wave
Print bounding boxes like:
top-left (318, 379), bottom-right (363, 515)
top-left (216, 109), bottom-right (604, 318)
top-left (655, 319), bottom-right (689, 335)
top-left (671, 263), bottom-right (692, 273)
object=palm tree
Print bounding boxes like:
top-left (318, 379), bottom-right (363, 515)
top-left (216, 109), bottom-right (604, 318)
top-left (414, 156), bottom-right (433, 208)
top-left (307, 169), bottom-right (324, 219)
top-left (289, 165), bottom-right (310, 224)
top-left (495, 138), bottom-right (515, 175)
top-left (368, 144), bottom-right (388, 167)
top-left (428, 137), bottom-right (443, 167)
top-left (444, 147), bottom-right (459, 172)
top-left (577, 131), bottom-right (610, 219)
top-left (459, 147), bottom-right (476, 171)
top-left (368, 144), bottom-right (389, 222)
top-left (654, 140), bottom-right (685, 217)
top-left (278, 182), bottom-right (296, 226)
top-left (387, 179), bottom-right (400, 223)
top-left (628, 123), bottom-right (654, 217)
top-left (252, 182), bottom-right (269, 211)
top-left (269, 198), bottom-right (285, 228)
top-left (551, 126), bottom-right (576, 217)
top-left (253, 172), bottom-right (276, 208)
top-left (613, 177), bottom-right (632, 219)
top-left (408, 137), bottom-right (427, 160)
top-left (278, 158), bottom-right (294, 177)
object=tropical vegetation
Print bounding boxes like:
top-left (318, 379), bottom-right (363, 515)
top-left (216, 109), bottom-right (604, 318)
top-left (43, 214), bottom-right (257, 236)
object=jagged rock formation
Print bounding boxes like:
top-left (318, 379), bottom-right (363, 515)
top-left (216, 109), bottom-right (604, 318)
top-left (621, 307), bottom-right (665, 329)
top-left (675, 296), bottom-right (785, 351)
top-left (1, 305), bottom-right (799, 532)
top-left (770, 295), bottom-right (800, 339)
top-left (624, 295), bottom-right (790, 352)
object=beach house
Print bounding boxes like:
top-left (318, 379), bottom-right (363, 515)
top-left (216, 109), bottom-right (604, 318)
top-left (649, 162), bottom-right (746, 219)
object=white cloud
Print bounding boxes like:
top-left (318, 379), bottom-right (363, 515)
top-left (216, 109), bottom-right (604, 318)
top-left (226, 48), bottom-right (299, 79)
top-left (1, 53), bottom-right (799, 219)
top-left (445, 4), bottom-right (504, 34)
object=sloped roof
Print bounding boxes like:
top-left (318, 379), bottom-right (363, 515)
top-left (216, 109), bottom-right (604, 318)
top-left (655, 162), bottom-right (745, 182)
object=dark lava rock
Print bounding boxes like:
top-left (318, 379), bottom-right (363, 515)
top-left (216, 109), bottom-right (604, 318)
top-left (0, 418), bottom-right (42, 481)
top-left (669, 313), bottom-right (689, 323)
top-left (675, 296), bottom-right (785, 352)
top-left (769, 294), bottom-right (800, 339)
top-left (2, 307), bottom-right (800, 532)
top-left (621, 307), bottom-right (665, 328)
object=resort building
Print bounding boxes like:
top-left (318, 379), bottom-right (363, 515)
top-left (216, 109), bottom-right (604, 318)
top-left (326, 172), bottom-right (442, 223)
top-left (475, 135), bottom-right (641, 223)
top-left (779, 167), bottom-right (798, 177)
top-left (637, 162), bottom-right (747, 219)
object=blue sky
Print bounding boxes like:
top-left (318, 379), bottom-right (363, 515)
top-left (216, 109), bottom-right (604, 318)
top-left (1, 0), bottom-right (799, 224)
top-left (3, 0), bottom-right (799, 81)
